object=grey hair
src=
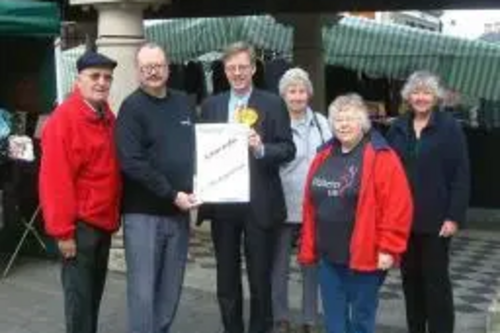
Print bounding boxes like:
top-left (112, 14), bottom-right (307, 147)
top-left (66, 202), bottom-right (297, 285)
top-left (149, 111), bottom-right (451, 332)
top-left (135, 42), bottom-right (169, 64)
top-left (278, 67), bottom-right (314, 97)
top-left (222, 41), bottom-right (256, 65)
top-left (401, 70), bottom-right (445, 101)
top-left (328, 93), bottom-right (372, 134)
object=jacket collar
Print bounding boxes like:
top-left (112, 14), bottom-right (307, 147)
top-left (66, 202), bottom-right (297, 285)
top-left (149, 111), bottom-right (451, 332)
top-left (290, 108), bottom-right (315, 129)
top-left (219, 88), bottom-right (259, 122)
top-left (229, 87), bottom-right (253, 102)
top-left (393, 108), bottom-right (440, 134)
top-left (69, 89), bottom-right (114, 124)
top-left (318, 129), bottom-right (389, 153)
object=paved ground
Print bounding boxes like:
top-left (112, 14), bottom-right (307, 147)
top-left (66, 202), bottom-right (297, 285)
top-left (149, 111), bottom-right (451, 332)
top-left (0, 229), bottom-right (498, 333)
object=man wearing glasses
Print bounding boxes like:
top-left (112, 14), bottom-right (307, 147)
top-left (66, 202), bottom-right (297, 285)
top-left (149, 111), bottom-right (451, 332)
top-left (39, 51), bottom-right (121, 333)
top-left (115, 43), bottom-right (198, 333)
top-left (198, 42), bottom-right (295, 333)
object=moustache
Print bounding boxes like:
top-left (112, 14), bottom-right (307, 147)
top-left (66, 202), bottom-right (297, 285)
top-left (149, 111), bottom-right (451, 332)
top-left (146, 75), bottom-right (161, 81)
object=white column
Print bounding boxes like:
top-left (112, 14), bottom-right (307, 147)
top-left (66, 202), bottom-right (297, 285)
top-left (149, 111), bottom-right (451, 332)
top-left (94, 3), bottom-right (146, 112)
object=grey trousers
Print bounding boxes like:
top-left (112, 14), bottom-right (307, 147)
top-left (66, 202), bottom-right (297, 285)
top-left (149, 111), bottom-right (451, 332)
top-left (124, 214), bottom-right (189, 333)
top-left (271, 223), bottom-right (319, 325)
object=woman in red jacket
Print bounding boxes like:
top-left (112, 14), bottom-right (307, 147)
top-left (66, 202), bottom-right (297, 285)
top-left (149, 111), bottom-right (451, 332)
top-left (299, 93), bottom-right (413, 333)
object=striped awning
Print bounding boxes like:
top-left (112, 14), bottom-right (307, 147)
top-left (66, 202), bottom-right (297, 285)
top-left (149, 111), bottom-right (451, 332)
top-left (57, 15), bottom-right (500, 102)
top-left (55, 44), bottom-right (84, 103)
top-left (236, 15), bottom-right (292, 54)
top-left (145, 15), bottom-right (292, 62)
top-left (146, 17), bottom-right (236, 62)
top-left (323, 16), bottom-right (500, 101)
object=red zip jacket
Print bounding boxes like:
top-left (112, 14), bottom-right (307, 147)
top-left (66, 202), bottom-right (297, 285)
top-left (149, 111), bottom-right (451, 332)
top-left (39, 91), bottom-right (122, 239)
top-left (299, 132), bottom-right (413, 271)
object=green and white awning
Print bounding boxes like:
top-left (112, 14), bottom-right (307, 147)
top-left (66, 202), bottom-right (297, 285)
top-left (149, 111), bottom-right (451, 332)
top-left (146, 17), bottom-right (236, 62)
top-left (323, 16), bottom-right (500, 102)
top-left (57, 15), bottom-right (500, 102)
top-left (145, 15), bottom-right (292, 62)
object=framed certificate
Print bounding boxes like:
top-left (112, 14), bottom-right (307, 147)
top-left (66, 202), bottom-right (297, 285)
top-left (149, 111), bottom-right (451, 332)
top-left (195, 123), bottom-right (250, 203)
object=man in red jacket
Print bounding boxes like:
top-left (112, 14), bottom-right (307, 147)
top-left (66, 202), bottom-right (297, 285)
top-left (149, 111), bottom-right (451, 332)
top-left (39, 51), bottom-right (121, 333)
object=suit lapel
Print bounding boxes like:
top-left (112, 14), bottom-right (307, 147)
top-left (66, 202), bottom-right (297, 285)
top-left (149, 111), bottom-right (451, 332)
top-left (247, 90), bottom-right (258, 111)
top-left (216, 92), bottom-right (230, 123)
top-left (247, 89), bottom-right (264, 131)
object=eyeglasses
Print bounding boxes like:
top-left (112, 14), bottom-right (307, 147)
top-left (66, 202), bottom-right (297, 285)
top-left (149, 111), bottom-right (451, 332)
top-left (84, 72), bottom-right (113, 82)
top-left (140, 63), bottom-right (167, 74)
top-left (225, 64), bottom-right (252, 73)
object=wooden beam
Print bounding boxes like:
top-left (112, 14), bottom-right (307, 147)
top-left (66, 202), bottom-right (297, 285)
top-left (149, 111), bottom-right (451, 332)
top-left (46, 0), bottom-right (500, 22)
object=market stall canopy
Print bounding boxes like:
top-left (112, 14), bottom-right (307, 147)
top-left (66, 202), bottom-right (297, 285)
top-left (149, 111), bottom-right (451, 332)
top-left (0, 0), bottom-right (60, 37)
top-left (58, 15), bottom-right (500, 101)
top-left (145, 16), bottom-right (293, 62)
top-left (324, 16), bottom-right (500, 102)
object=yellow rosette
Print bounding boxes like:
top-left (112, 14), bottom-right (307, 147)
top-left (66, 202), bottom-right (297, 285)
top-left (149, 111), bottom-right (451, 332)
top-left (236, 107), bottom-right (259, 127)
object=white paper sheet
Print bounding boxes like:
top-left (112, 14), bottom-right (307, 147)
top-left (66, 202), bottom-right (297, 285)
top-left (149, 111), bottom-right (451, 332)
top-left (195, 123), bottom-right (250, 203)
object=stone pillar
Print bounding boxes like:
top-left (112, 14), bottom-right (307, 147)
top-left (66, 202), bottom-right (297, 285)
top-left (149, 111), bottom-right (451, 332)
top-left (69, 0), bottom-right (169, 272)
top-left (94, 4), bottom-right (146, 112)
top-left (277, 14), bottom-right (326, 112)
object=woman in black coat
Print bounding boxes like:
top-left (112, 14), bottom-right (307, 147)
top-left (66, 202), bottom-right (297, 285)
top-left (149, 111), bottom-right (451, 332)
top-left (386, 71), bottom-right (470, 333)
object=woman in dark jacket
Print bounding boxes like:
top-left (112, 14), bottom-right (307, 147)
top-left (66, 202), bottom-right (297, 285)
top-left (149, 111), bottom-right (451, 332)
top-left (386, 71), bottom-right (470, 333)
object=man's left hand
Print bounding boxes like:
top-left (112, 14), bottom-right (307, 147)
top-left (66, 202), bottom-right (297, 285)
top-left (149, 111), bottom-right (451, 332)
top-left (248, 128), bottom-right (263, 153)
top-left (439, 220), bottom-right (458, 238)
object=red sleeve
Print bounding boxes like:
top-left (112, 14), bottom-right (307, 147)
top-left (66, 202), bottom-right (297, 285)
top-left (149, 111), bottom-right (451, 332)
top-left (375, 150), bottom-right (413, 258)
top-left (39, 113), bottom-right (81, 240)
top-left (298, 150), bottom-right (328, 265)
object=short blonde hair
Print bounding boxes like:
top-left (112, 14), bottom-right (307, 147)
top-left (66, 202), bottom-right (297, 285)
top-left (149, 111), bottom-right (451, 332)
top-left (401, 70), bottom-right (444, 101)
top-left (222, 41), bottom-right (256, 65)
top-left (278, 67), bottom-right (314, 97)
top-left (328, 93), bottom-right (372, 134)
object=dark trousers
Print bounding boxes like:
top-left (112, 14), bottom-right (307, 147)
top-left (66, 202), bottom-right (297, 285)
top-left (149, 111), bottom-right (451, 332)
top-left (61, 222), bottom-right (111, 333)
top-left (401, 233), bottom-right (454, 333)
top-left (211, 213), bottom-right (276, 333)
top-left (318, 260), bottom-right (386, 333)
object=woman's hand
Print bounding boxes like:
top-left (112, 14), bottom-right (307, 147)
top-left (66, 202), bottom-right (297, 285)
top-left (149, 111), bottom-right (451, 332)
top-left (378, 252), bottom-right (394, 271)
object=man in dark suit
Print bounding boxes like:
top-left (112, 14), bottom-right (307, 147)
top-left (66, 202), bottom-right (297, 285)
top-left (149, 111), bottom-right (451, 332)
top-left (199, 42), bottom-right (295, 333)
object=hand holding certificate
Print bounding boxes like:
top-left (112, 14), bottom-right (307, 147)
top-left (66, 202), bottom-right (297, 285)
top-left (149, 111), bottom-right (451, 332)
top-left (195, 123), bottom-right (250, 203)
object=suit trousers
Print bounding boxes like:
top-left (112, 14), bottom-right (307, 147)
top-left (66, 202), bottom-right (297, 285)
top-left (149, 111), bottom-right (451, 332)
top-left (61, 222), bottom-right (111, 333)
top-left (211, 210), bottom-right (276, 333)
top-left (401, 233), bottom-right (454, 333)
